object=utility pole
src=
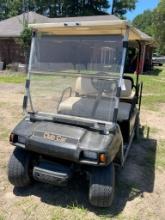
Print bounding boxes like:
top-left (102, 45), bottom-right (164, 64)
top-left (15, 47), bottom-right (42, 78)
top-left (23, 0), bottom-right (25, 25)
top-left (111, 0), bottom-right (116, 15)
top-left (22, 0), bottom-right (30, 73)
top-left (22, 0), bottom-right (29, 25)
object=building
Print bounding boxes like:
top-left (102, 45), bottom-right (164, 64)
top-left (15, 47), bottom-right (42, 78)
top-left (0, 12), bottom-right (49, 66)
top-left (0, 12), bottom-right (154, 73)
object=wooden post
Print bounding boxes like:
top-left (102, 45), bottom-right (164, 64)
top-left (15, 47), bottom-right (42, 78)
top-left (140, 44), bottom-right (146, 73)
top-left (136, 43), bottom-right (146, 74)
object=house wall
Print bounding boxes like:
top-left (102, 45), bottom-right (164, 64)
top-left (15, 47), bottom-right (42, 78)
top-left (0, 38), bottom-right (25, 66)
top-left (125, 41), bottom-right (153, 74)
top-left (143, 45), bottom-right (153, 72)
top-left (0, 37), bottom-right (153, 73)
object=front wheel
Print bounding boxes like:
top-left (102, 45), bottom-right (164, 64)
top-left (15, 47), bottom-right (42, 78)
top-left (89, 163), bottom-right (115, 207)
top-left (8, 147), bottom-right (32, 187)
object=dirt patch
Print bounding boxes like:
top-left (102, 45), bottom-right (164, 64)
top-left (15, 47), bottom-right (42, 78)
top-left (140, 107), bottom-right (165, 140)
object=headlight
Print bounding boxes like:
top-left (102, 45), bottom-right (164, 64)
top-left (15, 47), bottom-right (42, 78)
top-left (83, 151), bottom-right (98, 160)
top-left (17, 136), bottom-right (26, 144)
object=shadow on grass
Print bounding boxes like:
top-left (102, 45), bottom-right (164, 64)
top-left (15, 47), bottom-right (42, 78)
top-left (143, 67), bottom-right (162, 76)
top-left (13, 131), bottom-right (157, 218)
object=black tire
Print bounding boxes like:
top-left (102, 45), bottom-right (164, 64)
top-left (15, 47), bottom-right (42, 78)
top-left (8, 147), bottom-right (32, 187)
top-left (89, 163), bottom-right (115, 207)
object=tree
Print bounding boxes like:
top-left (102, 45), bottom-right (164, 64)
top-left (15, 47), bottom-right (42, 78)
top-left (112, 0), bottom-right (137, 19)
top-left (0, 0), bottom-right (139, 20)
top-left (20, 23), bottom-right (32, 72)
top-left (0, 0), bottom-right (110, 19)
top-left (0, 0), bottom-right (6, 20)
top-left (20, 24), bottom-right (32, 51)
top-left (0, 0), bottom-right (22, 20)
top-left (132, 0), bottom-right (165, 55)
top-left (153, 0), bottom-right (165, 55)
top-left (132, 10), bottom-right (154, 36)
top-left (61, 0), bottom-right (109, 17)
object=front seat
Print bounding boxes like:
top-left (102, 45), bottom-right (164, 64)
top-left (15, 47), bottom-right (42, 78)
top-left (58, 77), bottom-right (132, 122)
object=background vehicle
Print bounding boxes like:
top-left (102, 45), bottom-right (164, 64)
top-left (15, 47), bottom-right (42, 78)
top-left (152, 53), bottom-right (165, 66)
top-left (8, 18), bottom-right (143, 207)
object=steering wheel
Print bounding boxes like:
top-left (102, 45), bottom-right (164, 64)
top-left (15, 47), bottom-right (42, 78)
top-left (91, 72), bottom-right (117, 94)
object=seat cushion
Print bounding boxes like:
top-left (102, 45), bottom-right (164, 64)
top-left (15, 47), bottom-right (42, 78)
top-left (75, 77), bottom-right (97, 96)
top-left (58, 97), bottom-right (95, 118)
top-left (75, 77), bottom-right (135, 99)
top-left (121, 91), bottom-right (136, 100)
top-left (121, 79), bottom-right (132, 98)
top-left (58, 97), bottom-right (131, 122)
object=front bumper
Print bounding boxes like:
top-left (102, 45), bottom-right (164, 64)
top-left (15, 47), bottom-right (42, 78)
top-left (33, 160), bottom-right (72, 186)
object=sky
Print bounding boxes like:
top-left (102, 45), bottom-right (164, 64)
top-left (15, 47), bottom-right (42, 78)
top-left (108, 0), bottom-right (160, 20)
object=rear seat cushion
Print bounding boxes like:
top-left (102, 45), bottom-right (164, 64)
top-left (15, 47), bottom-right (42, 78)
top-left (58, 96), bottom-right (131, 122)
top-left (75, 77), bottom-right (135, 99)
top-left (75, 77), bottom-right (97, 96)
top-left (121, 79), bottom-right (135, 99)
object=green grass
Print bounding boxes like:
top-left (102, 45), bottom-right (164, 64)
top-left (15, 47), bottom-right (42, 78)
top-left (0, 126), bottom-right (10, 141)
top-left (51, 205), bottom-right (88, 220)
top-left (0, 72), bottom-right (26, 84)
top-left (139, 66), bottom-right (165, 110)
top-left (156, 140), bottom-right (165, 169)
top-left (127, 66), bottom-right (165, 110)
top-left (0, 214), bottom-right (5, 220)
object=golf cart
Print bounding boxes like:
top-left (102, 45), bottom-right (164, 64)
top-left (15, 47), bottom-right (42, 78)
top-left (8, 18), bottom-right (143, 207)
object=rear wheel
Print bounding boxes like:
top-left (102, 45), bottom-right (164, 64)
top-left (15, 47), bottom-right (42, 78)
top-left (8, 147), bottom-right (32, 187)
top-left (89, 163), bottom-right (115, 207)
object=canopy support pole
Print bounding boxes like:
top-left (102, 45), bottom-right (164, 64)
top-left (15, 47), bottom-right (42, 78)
top-left (113, 26), bottom-right (129, 123)
top-left (23, 32), bottom-right (36, 113)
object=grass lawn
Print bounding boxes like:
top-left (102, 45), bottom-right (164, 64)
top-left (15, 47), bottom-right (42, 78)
top-left (0, 71), bottom-right (26, 83)
top-left (140, 67), bottom-right (165, 110)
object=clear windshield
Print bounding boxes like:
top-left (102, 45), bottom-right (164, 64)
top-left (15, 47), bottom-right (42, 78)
top-left (28, 35), bottom-right (124, 123)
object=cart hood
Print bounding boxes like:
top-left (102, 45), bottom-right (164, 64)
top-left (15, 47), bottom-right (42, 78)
top-left (12, 118), bottom-right (116, 163)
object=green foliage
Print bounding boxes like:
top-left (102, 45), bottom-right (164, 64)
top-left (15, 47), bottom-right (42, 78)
top-left (59, 0), bottom-right (110, 16)
top-left (0, 0), bottom-right (110, 19)
top-left (132, 10), bottom-right (154, 36)
top-left (0, 0), bottom-right (22, 20)
top-left (112, 0), bottom-right (137, 19)
top-left (152, 0), bottom-right (165, 55)
top-left (20, 24), bottom-right (32, 50)
top-left (0, 0), bottom-right (138, 20)
top-left (0, 0), bottom-right (7, 20)
top-left (133, 0), bottom-right (165, 55)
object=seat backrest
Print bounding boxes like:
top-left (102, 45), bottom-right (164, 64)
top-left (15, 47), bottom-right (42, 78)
top-left (75, 77), bottom-right (97, 96)
top-left (121, 79), bottom-right (133, 98)
top-left (75, 76), bottom-right (134, 98)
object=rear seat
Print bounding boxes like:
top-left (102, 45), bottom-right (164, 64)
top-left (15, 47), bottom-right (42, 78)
top-left (121, 76), bottom-right (136, 101)
top-left (58, 77), bottom-right (133, 122)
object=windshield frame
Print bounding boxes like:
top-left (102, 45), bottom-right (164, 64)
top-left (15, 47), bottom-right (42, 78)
top-left (23, 28), bottom-right (129, 131)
